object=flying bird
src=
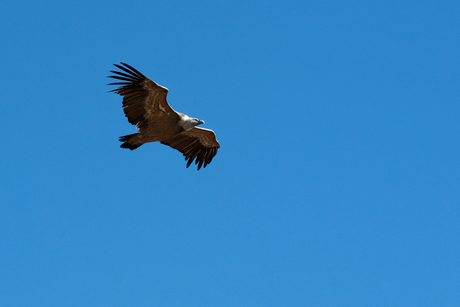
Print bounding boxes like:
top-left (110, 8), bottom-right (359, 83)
top-left (108, 62), bottom-right (220, 170)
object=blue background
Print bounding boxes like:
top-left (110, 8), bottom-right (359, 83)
top-left (1, 1), bottom-right (459, 306)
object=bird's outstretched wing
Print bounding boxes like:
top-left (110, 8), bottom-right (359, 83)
top-left (108, 62), bottom-right (179, 130)
top-left (161, 127), bottom-right (220, 170)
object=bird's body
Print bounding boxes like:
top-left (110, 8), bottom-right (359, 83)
top-left (108, 62), bottom-right (219, 170)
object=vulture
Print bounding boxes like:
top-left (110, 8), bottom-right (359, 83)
top-left (108, 62), bottom-right (220, 170)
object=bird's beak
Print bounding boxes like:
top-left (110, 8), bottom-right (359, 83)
top-left (199, 120), bottom-right (205, 125)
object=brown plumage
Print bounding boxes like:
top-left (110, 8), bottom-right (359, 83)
top-left (108, 62), bottom-right (220, 170)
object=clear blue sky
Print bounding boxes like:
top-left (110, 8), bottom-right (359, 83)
top-left (1, 1), bottom-right (459, 306)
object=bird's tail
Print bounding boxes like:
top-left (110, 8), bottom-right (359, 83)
top-left (119, 133), bottom-right (143, 150)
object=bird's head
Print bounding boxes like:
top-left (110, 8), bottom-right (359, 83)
top-left (182, 117), bottom-right (205, 131)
